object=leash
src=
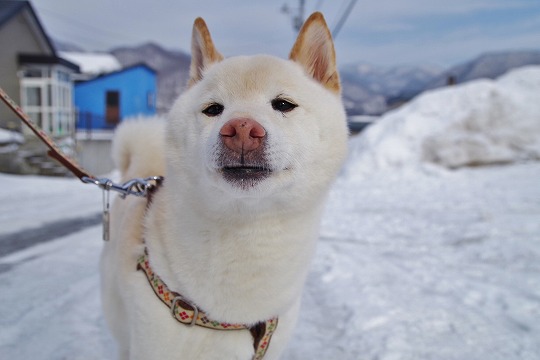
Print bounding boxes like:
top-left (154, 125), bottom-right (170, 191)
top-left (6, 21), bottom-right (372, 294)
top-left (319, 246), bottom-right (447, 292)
top-left (0, 86), bottom-right (162, 197)
top-left (0, 87), bottom-right (92, 181)
top-left (0, 86), bottom-right (163, 240)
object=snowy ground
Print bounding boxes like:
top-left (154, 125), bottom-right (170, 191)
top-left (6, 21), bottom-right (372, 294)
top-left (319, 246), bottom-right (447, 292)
top-left (300, 163), bottom-right (540, 360)
top-left (1, 67), bottom-right (539, 359)
top-left (1, 163), bottom-right (539, 360)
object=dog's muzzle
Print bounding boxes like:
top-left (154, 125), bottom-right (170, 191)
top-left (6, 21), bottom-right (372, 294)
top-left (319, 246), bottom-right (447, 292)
top-left (218, 118), bottom-right (272, 187)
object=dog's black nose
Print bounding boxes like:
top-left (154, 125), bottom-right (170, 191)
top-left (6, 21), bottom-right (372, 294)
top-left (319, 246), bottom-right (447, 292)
top-left (220, 118), bottom-right (266, 153)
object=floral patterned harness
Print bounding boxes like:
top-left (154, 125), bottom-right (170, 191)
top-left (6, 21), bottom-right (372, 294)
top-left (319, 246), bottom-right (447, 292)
top-left (137, 248), bottom-right (278, 360)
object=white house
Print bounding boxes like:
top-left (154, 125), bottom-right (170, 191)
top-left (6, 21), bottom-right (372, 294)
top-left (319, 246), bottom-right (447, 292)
top-left (0, 0), bottom-right (79, 138)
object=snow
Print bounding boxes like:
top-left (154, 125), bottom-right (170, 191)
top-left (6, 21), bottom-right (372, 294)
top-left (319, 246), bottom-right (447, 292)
top-left (0, 226), bottom-right (113, 359)
top-left (0, 174), bottom-right (102, 236)
top-left (306, 163), bottom-right (540, 360)
top-left (0, 128), bottom-right (24, 145)
top-left (60, 51), bottom-right (122, 75)
top-left (1, 66), bottom-right (540, 359)
top-left (348, 66), bottom-right (540, 178)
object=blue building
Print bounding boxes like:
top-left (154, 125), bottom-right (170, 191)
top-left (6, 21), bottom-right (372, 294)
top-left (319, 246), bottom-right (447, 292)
top-left (74, 63), bottom-right (157, 131)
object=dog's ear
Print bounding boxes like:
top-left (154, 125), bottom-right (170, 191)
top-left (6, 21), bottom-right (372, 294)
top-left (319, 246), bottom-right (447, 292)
top-left (289, 12), bottom-right (340, 94)
top-left (189, 17), bottom-right (223, 86)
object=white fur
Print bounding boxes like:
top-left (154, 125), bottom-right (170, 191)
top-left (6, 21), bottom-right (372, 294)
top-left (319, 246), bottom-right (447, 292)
top-left (101, 22), bottom-right (348, 360)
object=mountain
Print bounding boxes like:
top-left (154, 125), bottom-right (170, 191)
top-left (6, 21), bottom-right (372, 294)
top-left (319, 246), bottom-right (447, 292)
top-left (341, 63), bottom-right (442, 98)
top-left (343, 49), bottom-right (540, 115)
top-left (340, 63), bottom-right (443, 115)
top-left (110, 42), bottom-right (191, 113)
top-left (340, 77), bottom-right (387, 115)
top-left (427, 50), bottom-right (540, 89)
top-left (97, 44), bottom-right (540, 116)
top-left (105, 42), bottom-right (444, 116)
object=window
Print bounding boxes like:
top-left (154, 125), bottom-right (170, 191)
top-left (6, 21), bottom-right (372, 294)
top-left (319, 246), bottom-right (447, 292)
top-left (23, 68), bottom-right (43, 78)
top-left (105, 91), bottom-right (120, 125)
top-left (57, 70), bottom-right (70, 82)
top-left (25, 87), bottom-right (42, 106)
top-left (20, 65), bottom-right (74, 137)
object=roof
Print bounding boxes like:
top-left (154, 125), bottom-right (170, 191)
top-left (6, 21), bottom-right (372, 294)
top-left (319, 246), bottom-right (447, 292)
top-left (77, 63), bottom-right (157, 84)
top-left (18, 53), bottom-right (80, 72)
top-left (0, 0), bottom-right (25, 28)
top-left (59, 51), bottom-right (121, 75)
top-left (0, 1), bottom-right (56, 55)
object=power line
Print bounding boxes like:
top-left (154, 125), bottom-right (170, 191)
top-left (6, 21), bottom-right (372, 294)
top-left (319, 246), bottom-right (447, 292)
top-left (281, 0), bottom-right (306, 33)
top-left (34, 6), bottom-right (142, 49)
top-left (332, 0), bottom-right (358, 39)
top-left (282, 0), bottom-right (357, 39)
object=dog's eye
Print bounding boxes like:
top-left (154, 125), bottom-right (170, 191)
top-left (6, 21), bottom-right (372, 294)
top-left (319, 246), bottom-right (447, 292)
top-left (271, 98), bottom-right (297, 113)
top-left (202, 103), bottom-right (224, 117)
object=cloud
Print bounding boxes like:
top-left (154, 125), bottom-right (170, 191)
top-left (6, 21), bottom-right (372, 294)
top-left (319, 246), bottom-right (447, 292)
top-left (34, 0), bottom-right (540, 67)
top-left (348, 0), bottom-right (535, 21)
top-left (336, 20), bottom-right (540, 67)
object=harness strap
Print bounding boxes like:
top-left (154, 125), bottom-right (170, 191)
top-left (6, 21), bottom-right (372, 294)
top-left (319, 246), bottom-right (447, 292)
top-left (137, 251), bottom-right (278, 359)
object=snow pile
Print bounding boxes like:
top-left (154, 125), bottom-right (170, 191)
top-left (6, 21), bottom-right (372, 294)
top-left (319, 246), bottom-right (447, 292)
top-left (347, 66), bottom-right (540, 178)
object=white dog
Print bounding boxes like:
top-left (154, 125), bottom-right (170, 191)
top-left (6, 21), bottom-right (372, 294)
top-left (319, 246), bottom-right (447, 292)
top-left (101, 12), bottom-right (348, 360)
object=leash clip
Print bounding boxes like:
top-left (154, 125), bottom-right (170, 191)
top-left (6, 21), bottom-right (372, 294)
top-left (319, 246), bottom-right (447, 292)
top-left (82, 176), bottom-right (163, 198)
top-left (82, 176), bottom-right (163, 242)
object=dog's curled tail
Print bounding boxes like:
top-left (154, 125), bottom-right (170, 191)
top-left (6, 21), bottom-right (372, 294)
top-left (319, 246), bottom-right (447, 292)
top-left (112, 117), bottom-right (166, 181)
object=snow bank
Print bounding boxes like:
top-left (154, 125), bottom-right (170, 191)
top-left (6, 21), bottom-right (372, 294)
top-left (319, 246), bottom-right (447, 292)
top-left (347, 66), bottom-right (540, 178)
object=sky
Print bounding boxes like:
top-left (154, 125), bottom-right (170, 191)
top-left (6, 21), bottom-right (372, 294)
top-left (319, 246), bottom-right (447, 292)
top-left (32, 0), bottom-right (540, 68)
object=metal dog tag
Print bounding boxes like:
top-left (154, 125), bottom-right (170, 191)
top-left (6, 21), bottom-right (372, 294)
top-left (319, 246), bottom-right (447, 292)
top-left (102, 188), bottom-right (110, 241)
top-left (102, 209), bottom-right (110, 241)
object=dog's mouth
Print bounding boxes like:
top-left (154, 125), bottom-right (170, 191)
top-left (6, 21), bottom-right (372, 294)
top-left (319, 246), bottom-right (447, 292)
top-left (220, 165), bottom-right (272, 187)
top-left (223, 166), bottom-right (271, 175)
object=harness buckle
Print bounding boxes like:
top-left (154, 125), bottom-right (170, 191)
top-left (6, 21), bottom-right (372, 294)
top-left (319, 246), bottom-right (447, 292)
top-left (171, 296), bottom-right (199, 327)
